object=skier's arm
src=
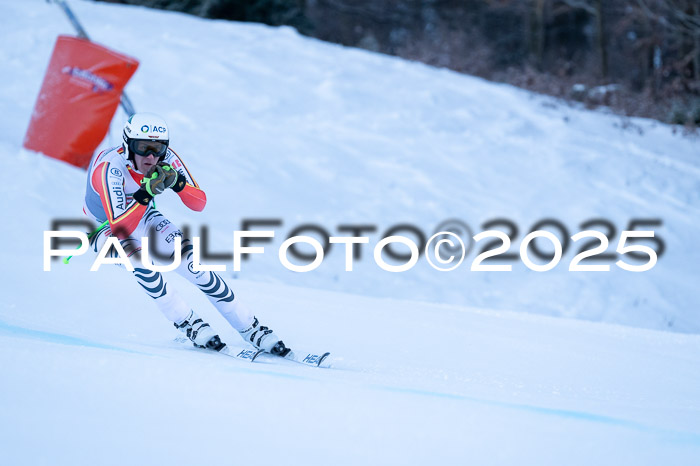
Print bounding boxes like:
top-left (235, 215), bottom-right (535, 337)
top-left (166, 151), bottom-right (207, 212)
top-left (173, 180), bottom-right (207, 212)
top-left (91, 161), bottom-right (151, 239)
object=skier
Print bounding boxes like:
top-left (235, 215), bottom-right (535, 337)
top-left (83, 112), bottom-right (289, 356)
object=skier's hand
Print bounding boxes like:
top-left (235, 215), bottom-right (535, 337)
top-left (142, 165), bottom-right (171, 196)
top-left (158, 162), bottom-right (188, 193)
top-left (156, 163), bottom-right (179, 190)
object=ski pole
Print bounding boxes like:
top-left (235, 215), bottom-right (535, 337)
top-left (62, 197), bottom-right (155, 264)
top-left (63, 220), bottom-right (109, 264)
top-left (47, 0), bottom-right (136, 116)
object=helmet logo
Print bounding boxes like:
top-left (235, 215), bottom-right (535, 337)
top-left (139, 124), bottom-right (166, 134)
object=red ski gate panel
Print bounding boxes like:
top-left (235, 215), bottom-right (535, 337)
top-left (23, 35), bottom-right (139, 169)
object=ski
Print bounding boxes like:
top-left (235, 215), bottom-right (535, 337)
top-left (253, 349), bottom-right (331, 368)
top-left (175, 336), bottom-right (329, 367)
top-left (174, 336), bottom-right (263, 362)
top-left (219, 345), bottom-right (265, 362)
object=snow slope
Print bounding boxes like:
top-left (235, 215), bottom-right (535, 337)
top-left (2, 276), bottom-right (700, 465)
top-left (3, 0), bottom-right (700, 332)
top-left (1, 0), bottom-right (700, 464)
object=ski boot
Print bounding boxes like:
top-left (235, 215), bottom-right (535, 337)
top-left (174, 310), bottom-right (226, 351)
top-left (239, 317), bottom-right (290, 356)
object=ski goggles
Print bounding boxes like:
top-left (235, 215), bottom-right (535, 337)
top-left (129, 139), bottom-right (169, 158)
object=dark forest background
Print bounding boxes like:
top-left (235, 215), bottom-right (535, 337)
top-left (98, 0), bottom-right (700, 127)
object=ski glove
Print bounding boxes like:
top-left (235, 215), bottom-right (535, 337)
top-left (158, 163), bottom-right (179, 190)
top-left (143, 164), bottom-right (178, 196)
top-left (155, 162), bottom-right (189, 193)
top-left (132, 165), bottom-right (176, 205)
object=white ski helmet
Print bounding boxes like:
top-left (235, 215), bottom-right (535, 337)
top-left (122, 112), bottom-right (170, 160)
